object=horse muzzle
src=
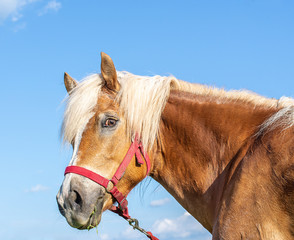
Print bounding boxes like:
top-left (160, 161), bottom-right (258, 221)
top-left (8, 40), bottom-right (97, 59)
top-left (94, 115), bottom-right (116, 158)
top-left (56, 173), bottom-right (106, 229)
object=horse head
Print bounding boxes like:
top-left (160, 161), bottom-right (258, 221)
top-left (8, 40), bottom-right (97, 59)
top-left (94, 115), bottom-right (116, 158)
top-left (56, 53), bottom-right (150, 229)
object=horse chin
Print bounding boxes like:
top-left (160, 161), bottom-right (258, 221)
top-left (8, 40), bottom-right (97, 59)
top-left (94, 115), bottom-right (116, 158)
top-left (76, 213), bottom-right (102, 230)
top-left (65, 204), bottom-right (103, 230)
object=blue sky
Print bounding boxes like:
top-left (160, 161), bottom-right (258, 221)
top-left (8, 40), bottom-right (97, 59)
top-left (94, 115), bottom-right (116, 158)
top-left (0, 1), bottom-right (293, 240)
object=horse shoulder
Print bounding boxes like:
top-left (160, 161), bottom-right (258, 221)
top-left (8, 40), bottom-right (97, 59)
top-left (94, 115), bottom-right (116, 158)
top-left (213, 127), bottom-right (294, 239)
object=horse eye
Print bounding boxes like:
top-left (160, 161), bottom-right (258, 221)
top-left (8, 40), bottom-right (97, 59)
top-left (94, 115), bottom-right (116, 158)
top-left (103, 118), bottom-right (117, 128)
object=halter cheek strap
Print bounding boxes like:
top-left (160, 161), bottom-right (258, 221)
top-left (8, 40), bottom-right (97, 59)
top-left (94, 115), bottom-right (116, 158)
top-left (64, 136), bottom-right (158, 240)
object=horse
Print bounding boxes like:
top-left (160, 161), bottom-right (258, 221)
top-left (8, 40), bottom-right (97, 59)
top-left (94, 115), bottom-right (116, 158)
top-left (57, 52), bottom-right (294, 239)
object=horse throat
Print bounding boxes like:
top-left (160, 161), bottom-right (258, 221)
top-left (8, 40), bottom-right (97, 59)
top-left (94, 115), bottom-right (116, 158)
top-left (150, 90), bottom-right (278, 232)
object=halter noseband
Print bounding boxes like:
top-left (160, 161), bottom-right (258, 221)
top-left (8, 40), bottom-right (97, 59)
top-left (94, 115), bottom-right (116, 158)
top-left (64, 135), bottom-right (158, 240)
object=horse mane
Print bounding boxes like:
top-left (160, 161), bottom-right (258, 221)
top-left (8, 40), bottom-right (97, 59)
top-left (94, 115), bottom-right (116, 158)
top-left (61, 72), bottom-right (294, 149)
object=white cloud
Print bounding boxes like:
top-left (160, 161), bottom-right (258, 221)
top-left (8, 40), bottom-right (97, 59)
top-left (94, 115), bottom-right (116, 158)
top-left (13, 21), bottom-right (26, 32)
top-left (150, 198), bottom-right (170, 207)
top-left (100, 234), bottom-right (110, 240)
top-left (152, 212), bottom-right (207, 239)
top-left (0, 0), bottom-right (38, 22)
top-left (0, 0), bottom-right (61, 24)
top-left (26, 184), bottom-right (49, 192)
top-left (121, 227), bottom-right (143, 239)
top-left (38, 0), bottom-right (61, 16)
top-left (11, 12), bottom-right (22, 22)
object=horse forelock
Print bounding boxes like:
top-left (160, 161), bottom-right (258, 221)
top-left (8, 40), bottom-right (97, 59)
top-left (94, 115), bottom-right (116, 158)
top-left (61, 74), bottom-right (102, 145)
top-left (61, 71), bottom-right (294, 149)
top-left (61, 72), bottom-right (174, 150)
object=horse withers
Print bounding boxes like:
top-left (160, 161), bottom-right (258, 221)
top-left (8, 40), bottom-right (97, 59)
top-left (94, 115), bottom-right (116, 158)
top-left (57, 52), bottom-right (294, 239)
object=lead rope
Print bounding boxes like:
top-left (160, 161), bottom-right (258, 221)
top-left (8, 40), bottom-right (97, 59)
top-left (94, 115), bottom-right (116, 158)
top-left (128, 218), bottom-right (159, 240)
top-left (110, 206), bottom-right (159, 240)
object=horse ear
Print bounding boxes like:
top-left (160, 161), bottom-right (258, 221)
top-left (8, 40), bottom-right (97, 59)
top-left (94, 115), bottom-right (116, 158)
top-left (64, 72), bottom-right (77, 94)
top-left (100, 52), bottom-right (120, 92)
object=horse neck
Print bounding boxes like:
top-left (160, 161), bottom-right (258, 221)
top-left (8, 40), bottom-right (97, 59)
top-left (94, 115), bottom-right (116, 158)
top-left (150, 89), bottom-right (277, 232)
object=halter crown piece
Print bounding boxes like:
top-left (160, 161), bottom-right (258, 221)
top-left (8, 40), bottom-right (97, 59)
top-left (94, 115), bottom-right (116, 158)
top-left (64, 134), bottom-right (159, 240)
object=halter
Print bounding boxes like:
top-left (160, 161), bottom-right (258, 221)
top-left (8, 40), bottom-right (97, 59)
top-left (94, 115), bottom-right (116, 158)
top-left (64, 135), bottom-right (159, 240)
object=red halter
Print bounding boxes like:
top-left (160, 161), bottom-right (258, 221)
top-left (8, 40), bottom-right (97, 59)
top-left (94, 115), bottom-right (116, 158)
top-left (64, 135), bottom-right (159, 240)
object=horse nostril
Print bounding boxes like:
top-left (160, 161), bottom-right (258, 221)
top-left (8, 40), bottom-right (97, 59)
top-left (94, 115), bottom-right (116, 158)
top-left (73, 190), bottom-right (82, 206)
top-left (68, 189), bottom-right (83, 210)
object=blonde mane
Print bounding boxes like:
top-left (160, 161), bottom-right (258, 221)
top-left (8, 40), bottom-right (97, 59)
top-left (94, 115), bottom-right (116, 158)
top-left (117, 72), bottom-right (173, 148)
top-left (62, 72), bottom-right (294, 149)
